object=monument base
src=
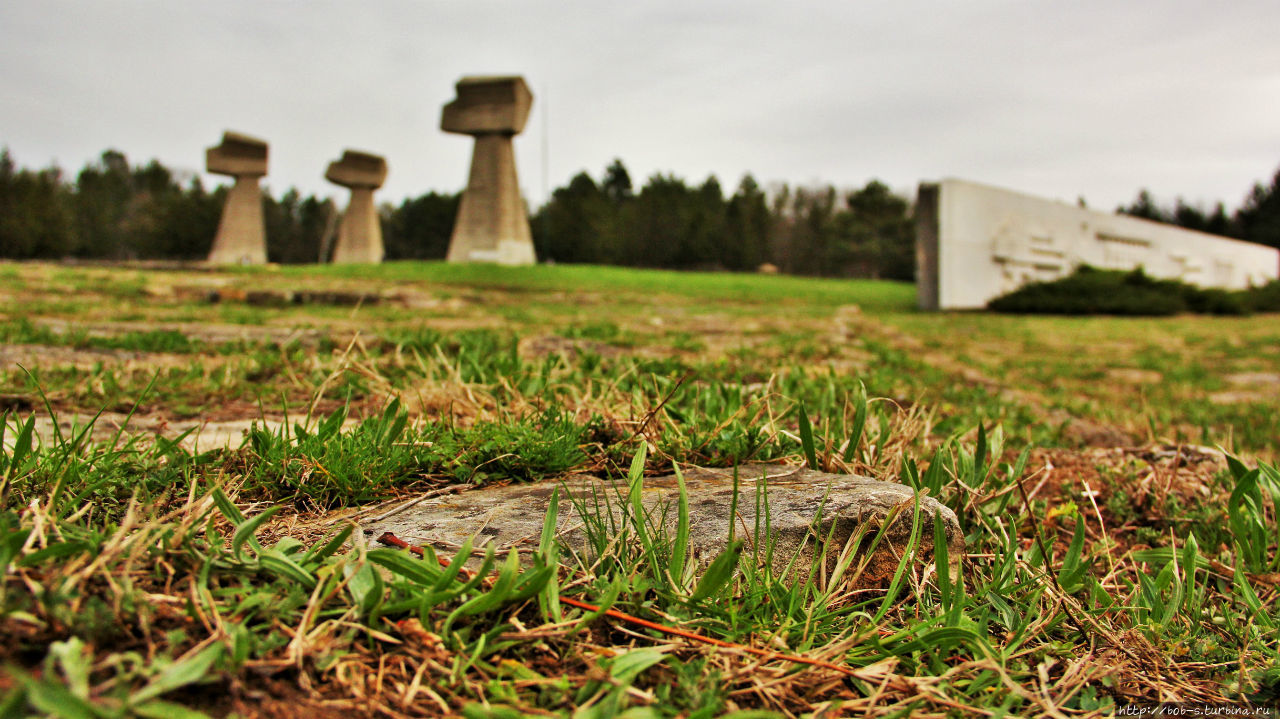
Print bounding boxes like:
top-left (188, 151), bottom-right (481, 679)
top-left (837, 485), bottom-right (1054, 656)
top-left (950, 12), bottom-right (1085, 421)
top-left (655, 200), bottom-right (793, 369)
top-left (207, 176), bottom-right (267, 265)
top-left (446, 134), bottom-right (536, 265)
top-left (331, 188), bottom-right (384, 264)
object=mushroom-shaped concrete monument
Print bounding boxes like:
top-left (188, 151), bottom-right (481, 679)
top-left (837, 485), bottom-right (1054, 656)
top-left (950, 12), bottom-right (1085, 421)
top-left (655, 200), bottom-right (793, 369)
top-left (206, 132), bottom-right (269, 265)
top-left (325, 150), bottom-right (388, 264)
top-left (441, 76), bottom-right (536, 265)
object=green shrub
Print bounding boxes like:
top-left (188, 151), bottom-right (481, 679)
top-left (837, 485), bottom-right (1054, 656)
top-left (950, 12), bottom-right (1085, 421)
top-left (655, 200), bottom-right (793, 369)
top-left (988, 266), bottom-right (1255, 316)
top-left (1242, 279), bottom-right (1280, 313)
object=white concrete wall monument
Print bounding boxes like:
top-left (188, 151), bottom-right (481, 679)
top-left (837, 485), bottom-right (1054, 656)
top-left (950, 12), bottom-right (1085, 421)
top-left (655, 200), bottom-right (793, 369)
top-left (916, 178), bottom-right (1280, 310)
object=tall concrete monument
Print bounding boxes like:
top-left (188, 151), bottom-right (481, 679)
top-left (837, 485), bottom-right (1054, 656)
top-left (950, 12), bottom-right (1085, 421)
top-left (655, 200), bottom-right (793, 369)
top-left (325, 150), bottom-right (388, 264)
top-left (441, 76), bottom-right (536, 265)
top-left (206, 132), bottom-right (268, 265)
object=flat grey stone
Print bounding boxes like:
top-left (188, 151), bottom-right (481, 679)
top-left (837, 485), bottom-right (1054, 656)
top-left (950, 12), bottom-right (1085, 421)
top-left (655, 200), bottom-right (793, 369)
top-left (364, 464), bottom-right (963, 587)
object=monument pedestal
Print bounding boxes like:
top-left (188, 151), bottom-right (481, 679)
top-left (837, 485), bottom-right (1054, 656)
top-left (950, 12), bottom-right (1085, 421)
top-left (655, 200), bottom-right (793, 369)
top-left (207, 176), bottom-right (267, 265)
top-left (447, 134), bottom-right (535, 264)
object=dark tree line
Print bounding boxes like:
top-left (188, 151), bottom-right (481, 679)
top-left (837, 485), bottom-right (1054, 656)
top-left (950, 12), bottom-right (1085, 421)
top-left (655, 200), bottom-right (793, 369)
top-left (1117, 166), bottom-right (1280, 250)
top-left (0, 148), bottom-right (917, 279)
top-left (5, 145), bottom-right (1279, 276)
top-left (0, 147), bottom-right (458, 264)
top-left (1, 148), bottom-right (222, 261)
top-left (530, 160), bottom-right (916, 279)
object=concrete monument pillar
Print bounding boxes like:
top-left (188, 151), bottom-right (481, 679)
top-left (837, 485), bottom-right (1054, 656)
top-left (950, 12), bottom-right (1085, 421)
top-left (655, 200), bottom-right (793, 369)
top-left (441, 76), bottom-right (536, 265)
top-left (206, 132), bottom-right (269, 265)
top-left (914, 183), bottom-right (941, 311)
top-left (325, 150), bottom-right (388, 264)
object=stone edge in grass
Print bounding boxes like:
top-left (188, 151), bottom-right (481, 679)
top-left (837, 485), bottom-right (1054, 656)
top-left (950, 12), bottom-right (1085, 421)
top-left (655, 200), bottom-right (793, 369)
top-left (364, 463), bottom-right (963, 587)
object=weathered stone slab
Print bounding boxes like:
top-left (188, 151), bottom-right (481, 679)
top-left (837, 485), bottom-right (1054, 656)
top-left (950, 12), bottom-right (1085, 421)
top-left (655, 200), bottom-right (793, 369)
top-left (364, 465), bottom-right (963, 586)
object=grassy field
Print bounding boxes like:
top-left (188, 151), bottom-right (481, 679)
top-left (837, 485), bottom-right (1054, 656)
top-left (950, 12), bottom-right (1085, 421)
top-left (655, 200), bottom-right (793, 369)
top-left (0, 260), bottom-right (1277, 716)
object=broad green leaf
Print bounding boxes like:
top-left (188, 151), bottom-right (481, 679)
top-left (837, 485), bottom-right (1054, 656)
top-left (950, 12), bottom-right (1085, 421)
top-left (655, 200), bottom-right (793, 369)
top-left (0, 686), bottom-right (26, 718)
top-left (690, 540), bottom-right (744, 603)
top-left (18, 541), bottom-right (92, 567)
top-left (507, 564), bottom-right (555, 602)
top-left (210, 488), bottom-right (245, 525)
top-left (130, 643), bottom-right (224, 704)
top-left (627, 439), bottom-right (648, 484)
top-left (842, 381), bottom-right (868, 462)
top-left (1225, 454), bottom-right (1251, 481)
top-left (539, 485), bottom-right (561, 563)
top-left (230, 622), bottom-right (251, 667)
top-left (4, 413), bottom-right (36, 481)
top-left (1233, 561), bottom-right (1274, 629)
top-left (882, 626), bottom-right (987, 656)
top-left (933, 514), bottom-right (953, 605)
top-left (368, 548), bottom-right (441, 586)
top-left (608, 648), bottom-right (668, 685)
top-left (797, 403), bottom-right (818, 470)
top-left (461, 704), bottom-right (527, 719)
top-left (670, 463), bottom-right (690, 585)
top-left (627, 445), bottom-right (660, 574)
top-left (232, 507), bottom-right (280, 561)
top-left (433, 536), bottom-right (477, 590)
top-left (16, 671), bottom-right (99, 719)
top-left (346, 559), bottom-right (384, 616)
top-left (921, 447), bottom-right (948, 494)
top-left (258, 551), bottom-right (317, 588)
top-left (1059, 515), bottom-right (1087, 593)
top-left (451, 549), bottom-right (521, 619)
top-left (304, 524), bottom-right (354, 563)
top-left (0, 527), bottom-right (32, 569)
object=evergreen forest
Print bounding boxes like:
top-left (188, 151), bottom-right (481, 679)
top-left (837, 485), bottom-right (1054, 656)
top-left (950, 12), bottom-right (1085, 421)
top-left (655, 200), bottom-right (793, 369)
top-left (3, 146), bottom-right (1279, 280)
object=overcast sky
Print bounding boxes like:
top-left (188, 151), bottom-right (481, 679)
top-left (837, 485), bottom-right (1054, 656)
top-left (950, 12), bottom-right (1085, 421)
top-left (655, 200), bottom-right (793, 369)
top-left (2, 1), bottom-right (1278, 213)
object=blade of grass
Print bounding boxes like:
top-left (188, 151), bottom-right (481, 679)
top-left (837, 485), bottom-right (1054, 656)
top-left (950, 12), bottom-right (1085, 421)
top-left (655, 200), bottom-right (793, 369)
top-left (842, 381), bottom-right (868, 463)
top-left (797, 403), bottom-right (819, 470)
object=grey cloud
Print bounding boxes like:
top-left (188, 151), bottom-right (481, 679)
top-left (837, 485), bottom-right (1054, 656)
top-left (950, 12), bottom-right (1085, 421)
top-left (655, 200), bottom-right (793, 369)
top-left (1, 0), bottom-right (1277, 212)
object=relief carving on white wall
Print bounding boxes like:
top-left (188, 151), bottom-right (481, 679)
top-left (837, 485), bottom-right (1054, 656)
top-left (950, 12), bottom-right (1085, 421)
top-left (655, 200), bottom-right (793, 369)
top-left (991, 218), bottom-right (1068, 291)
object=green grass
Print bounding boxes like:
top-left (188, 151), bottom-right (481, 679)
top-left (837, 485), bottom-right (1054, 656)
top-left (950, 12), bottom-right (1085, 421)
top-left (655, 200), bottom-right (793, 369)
top-left (2, 401), bottom-right (1277, 715)
top-left (235, 400), bottom-right (591, 508)
top-left (0, 318), bottom-right (204, 354)
top-left (264, 261), bottom-right (920, 312)
top-left (1, 260), bottom-right (1278, 715)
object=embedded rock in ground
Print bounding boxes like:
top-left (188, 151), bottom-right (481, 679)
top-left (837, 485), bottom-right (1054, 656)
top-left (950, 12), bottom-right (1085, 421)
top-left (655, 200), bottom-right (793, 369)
top-left (364, 465), bottom-right (963, 586)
